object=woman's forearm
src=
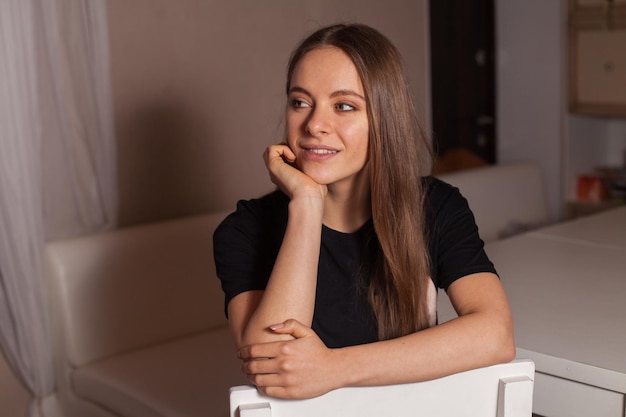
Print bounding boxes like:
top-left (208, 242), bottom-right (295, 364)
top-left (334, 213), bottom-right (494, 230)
top-left (333, 273), bottom-right (516, 389)
top-left (333, 308), bottom-right (515, 389)
top-left (241, 196), bottom-right (324, 346)
top-left (242, 294), bottom-right (515, 399)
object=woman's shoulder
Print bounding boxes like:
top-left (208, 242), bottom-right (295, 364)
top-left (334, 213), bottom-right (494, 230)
top-left (215, 189), bottom-right (289, 238)
top-left (422, 176), bottom-right (468, 215)
top-left (234, 189), bottom-right (289, 215)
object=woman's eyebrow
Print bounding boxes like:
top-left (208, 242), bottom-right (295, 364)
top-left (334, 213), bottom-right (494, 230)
top-left (289, 86), bottom-right (365, 101)
top-left (330, 89), bottom-right (365, 101)
top-left (288, 86), bottom-right (312, 97)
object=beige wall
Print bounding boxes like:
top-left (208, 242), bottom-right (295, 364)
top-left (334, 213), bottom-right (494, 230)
top-left (107, 0), bottom-right (430, 226)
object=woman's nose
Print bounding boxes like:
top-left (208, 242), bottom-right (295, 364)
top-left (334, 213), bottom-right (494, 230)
top-left (305, 107), bottom-right (331, 136)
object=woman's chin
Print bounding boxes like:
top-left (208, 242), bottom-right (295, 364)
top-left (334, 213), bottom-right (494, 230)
top-left (297, 168), bottom-right (330, 185)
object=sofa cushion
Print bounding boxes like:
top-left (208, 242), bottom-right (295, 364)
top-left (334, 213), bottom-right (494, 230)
top-left (72, 327), bottom-right (247, 417)
top-left (45, 211), bottom-right (230, 367)
top-left (437, 162), bottom-right (549, 242)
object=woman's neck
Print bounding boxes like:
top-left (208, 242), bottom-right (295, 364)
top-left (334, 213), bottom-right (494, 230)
top-left (323, 174), bottom-right (371, 233)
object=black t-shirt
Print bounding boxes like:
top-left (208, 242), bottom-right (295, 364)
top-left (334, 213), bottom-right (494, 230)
top-left (213, 177), bottom-right (496, 348)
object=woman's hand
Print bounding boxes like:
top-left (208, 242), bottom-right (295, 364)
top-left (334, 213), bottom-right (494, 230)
top-left (263, 144), bottom-right (326, 202)
top-left (238, 319), bottom-right (340, 399)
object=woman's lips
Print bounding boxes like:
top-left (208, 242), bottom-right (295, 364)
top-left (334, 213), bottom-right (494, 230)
top-left (308, 148), bottom-right (337, 155)
top-left (301, 146), bottom-right (339, 161)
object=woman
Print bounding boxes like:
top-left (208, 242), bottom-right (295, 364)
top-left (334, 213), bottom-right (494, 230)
top-left (214, 23), bottom-right (515, 400)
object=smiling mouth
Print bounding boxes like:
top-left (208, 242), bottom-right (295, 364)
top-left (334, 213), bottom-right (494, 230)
top-left (308, 148), bottom-right (337, 155)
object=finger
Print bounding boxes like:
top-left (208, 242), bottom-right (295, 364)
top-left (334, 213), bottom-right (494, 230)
top-left (265, 144), bottom-right (296, 165)
top-left (275, 142), bottom-right (296, 159)
top-left (257, 384), bottom-right (309, 401)
top-left (279, 146), bottom-right (296, 164)
top-left (248, 373), bottom-right (285, 392)
top-left (238, 341), bottom-right (281, 360)
top-left (270, 319), bottom-right (314, 339)
top-left (241, 357), bottom-right (280, 376)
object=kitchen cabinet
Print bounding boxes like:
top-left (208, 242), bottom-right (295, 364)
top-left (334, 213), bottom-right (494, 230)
top-left (569, 0), bottom-right (626, 116)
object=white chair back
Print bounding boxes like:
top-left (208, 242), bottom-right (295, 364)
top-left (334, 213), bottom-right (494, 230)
top-left (229, 359), bottom-right (534, 417)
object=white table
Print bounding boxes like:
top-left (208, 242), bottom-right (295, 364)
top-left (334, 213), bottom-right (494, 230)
top-left (529, 205), bottom-right (626, 249)
top-left (438, 206), bottom-right (626, 417)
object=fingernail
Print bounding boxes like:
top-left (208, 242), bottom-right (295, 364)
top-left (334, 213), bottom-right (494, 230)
top-left (269, 323), bottom-right (285, 331)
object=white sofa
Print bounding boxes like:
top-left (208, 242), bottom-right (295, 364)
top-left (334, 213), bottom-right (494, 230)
top-left (437, 161), bottom-right (550, 242)
top-left (45, 211), bottom-right (246, 417)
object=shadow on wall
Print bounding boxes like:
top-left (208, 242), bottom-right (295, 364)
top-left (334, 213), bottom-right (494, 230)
top-left (116, 101), bottom-right (223, 226)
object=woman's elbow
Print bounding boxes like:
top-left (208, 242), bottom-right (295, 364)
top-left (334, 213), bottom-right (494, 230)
top-left (493, 318), bottom-right (516, 363)
top-left (497, 335), bottom-right (517, 363)
top-left (472, 309), bottom-right (516, 365)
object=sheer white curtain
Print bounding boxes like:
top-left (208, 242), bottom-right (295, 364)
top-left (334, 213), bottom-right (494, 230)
top-left (0, 0), bottom-right (117, 415)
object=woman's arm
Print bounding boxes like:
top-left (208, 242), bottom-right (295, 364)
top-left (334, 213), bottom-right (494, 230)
top-left (239, 272), bottom-right (515, 399)
top-left (229, 197), bottom-right (323, 348)
top-left (336, 272), bottom-right (515, 386)
top-left (228, 144), bottom-right (327, 348)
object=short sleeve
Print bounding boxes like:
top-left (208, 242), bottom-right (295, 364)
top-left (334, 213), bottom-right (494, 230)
top-left (212, 191), bottom-right (288, 316)
top-left (425, 178), bottom-right (497, 291)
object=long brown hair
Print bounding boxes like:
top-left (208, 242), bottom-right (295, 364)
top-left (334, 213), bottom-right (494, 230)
top-left (286, 24), bottom-right (434, 340)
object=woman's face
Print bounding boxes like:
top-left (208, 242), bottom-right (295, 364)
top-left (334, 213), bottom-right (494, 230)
top-left (286, 46), bottom-right (369, 190)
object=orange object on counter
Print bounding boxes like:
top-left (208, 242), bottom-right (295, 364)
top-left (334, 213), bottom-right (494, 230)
top-left (577, 175), bottom-right (608, 202)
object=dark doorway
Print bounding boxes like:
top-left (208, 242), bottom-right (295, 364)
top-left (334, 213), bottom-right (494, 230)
top-left (429, 0), bottom-right (496, 174)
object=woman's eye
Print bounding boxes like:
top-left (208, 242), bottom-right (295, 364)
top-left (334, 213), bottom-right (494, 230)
top-left (335, 102), bottom-right (356, 112)
top-left (290, 99), bottom-right (310, 109)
